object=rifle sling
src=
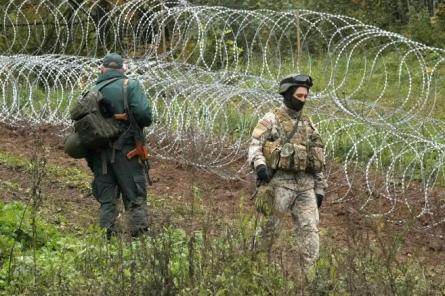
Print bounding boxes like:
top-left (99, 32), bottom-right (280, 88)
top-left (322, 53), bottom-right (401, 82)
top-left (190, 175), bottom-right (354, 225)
top-left (95, 77), bottom-right (121, 92)
top-left (283, 114), bottom-right (301, 145)
top-left (122, 79), bottom-right (141, 135)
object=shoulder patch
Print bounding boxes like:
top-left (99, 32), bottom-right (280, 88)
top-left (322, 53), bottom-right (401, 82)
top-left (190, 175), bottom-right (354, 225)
top-left (252, 120), bottom-right (270, 138)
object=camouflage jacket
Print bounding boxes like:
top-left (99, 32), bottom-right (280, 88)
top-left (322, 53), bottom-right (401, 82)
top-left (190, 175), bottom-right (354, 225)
top-left (248, 104), bottom-right (327, 195)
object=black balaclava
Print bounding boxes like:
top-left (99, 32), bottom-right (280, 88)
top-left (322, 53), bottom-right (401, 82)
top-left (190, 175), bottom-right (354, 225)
top-left (282, 86), bottom-right (306, 111)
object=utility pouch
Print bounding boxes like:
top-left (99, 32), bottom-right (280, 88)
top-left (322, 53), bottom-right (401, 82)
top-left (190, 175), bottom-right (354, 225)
top-left (74, 112), bottom-right (121, 149)
top-left (70, 94), bottom-right (98, 121)
top-left (277, 142), bottom-right (294, 170)
top-left (263, 139), bottom-right (281, 170)
top-left (293, 144), bottom-right (308, 172)
top-left (308, 146), bottom-right (324, 173)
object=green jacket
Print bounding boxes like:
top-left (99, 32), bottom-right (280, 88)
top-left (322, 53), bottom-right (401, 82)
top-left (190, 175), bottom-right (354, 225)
top-left (95, 70), bottom-right (152, 128)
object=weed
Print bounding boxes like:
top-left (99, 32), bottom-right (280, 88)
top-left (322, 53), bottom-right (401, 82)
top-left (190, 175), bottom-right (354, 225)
top-left (0, 150), bottom-right (90, 191)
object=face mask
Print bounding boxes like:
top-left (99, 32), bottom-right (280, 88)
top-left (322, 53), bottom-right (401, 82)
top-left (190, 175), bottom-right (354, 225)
top-left (283, 87), bottom-right (305, 111)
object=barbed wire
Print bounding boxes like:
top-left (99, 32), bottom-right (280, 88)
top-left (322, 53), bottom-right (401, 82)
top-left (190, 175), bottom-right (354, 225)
top-left (1, 0), bottom-right (444, 228)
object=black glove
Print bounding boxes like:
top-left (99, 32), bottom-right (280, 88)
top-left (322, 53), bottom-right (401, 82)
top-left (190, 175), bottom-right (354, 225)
top-left (316, 194), bottom-right (324, 208)
top-left (255, 164), bottom-right (271, 184)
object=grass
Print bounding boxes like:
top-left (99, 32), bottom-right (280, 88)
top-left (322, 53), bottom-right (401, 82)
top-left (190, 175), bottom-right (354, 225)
top-left (0, 200), bottom-right (293, 295)
top-left (0, 194), bottom-right (444, 295)
top-left (0, 151), bottom-right (90, 192)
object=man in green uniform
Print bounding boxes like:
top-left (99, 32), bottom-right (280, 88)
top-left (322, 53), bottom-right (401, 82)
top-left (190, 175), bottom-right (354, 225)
top-left (87, 53), bottom-right (153, 238)
top-left (248, 75), bottom-right (327, 270)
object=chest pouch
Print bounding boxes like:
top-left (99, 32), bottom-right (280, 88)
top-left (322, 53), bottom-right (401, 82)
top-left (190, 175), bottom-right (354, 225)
top-left (293, 144), bottom-right (308, 172)
top-left (74, 111), bottom-right (121, 149)
top-left (308, 146), bottom-right (324, 173)
top-left (277, 142), bottom-right (294, 170)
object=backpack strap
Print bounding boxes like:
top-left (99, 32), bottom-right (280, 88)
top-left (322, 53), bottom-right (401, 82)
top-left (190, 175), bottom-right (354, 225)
top-left (123, 79), bottom-right (129, 111)
top-left (93, 77), bottom-right (121, 93)
top-left (95, 77), bottom-right (122, 172)
top-left (284, 116), bottom-right (301, 144)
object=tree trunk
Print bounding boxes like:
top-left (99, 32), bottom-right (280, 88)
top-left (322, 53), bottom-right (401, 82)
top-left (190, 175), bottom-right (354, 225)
top-left (397, 0), bottom-right (409, 24)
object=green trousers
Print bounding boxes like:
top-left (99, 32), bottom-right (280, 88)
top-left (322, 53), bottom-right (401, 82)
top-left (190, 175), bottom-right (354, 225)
top-left (91, 145), bottom-right (149, 235)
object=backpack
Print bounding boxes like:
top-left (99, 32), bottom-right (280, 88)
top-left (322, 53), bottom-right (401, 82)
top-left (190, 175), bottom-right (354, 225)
top-left (64, 78), bottom-right (123, 157)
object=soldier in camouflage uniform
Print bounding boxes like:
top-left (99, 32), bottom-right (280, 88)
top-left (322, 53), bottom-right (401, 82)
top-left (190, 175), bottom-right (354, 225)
top-left (87, 53), bottom-right (153, 239)
top-left (248, 75), bottom-right (327, 270)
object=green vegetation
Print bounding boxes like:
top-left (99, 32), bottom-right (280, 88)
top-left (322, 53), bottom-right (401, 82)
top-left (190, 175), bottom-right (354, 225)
top-left (191, 0), bottom-right (445, 49)
top-left (0, 200), bottom-right (293, 295)
top-left (311, 225), bottom-right (444, 295)
top-left (0, 198), bottom-right (443, 295)
top-left (0, 151), bottom-right (90, 191)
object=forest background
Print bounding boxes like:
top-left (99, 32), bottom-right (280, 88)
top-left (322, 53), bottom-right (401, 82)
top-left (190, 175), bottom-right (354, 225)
top-left (1, 0), bottom-right (444, 52)
top-left (193, 0), bottom-right (445, 48)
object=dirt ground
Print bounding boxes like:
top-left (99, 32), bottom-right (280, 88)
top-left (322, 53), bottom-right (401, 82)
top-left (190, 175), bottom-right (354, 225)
top-left (0, 123), bottom-right (444, 269)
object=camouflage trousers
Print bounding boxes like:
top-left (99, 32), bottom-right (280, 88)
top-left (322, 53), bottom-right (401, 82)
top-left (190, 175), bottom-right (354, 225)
top-left (91, 145), bottom-right (150, 236)
top-left (259, 186), bottom-right (319, 270)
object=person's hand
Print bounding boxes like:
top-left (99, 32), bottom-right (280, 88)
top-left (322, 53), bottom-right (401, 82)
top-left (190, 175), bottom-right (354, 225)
top-left (316, 194), bottom-right (324, 208)
top-left (255, 164), bottom-right (271, 184)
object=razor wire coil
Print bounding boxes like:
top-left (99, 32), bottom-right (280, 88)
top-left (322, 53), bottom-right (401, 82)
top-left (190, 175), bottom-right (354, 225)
top-left (1, 0), bottom-right (444, 228)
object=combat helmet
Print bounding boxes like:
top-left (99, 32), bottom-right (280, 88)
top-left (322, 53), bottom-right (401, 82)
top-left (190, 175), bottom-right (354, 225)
top-left (278, 74), bottom-right (313, 94)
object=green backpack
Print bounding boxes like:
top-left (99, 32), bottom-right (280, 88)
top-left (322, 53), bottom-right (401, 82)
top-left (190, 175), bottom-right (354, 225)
top-left (64, 78), bottom-right (122, 158)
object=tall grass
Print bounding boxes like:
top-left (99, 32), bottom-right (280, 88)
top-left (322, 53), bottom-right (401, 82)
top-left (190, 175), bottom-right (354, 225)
top-left (1, 195), bottom-right (444, 295)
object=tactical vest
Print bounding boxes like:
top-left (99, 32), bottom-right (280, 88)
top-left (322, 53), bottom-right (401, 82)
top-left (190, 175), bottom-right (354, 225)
top-left (263, 107), bottom-right (325, 173)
